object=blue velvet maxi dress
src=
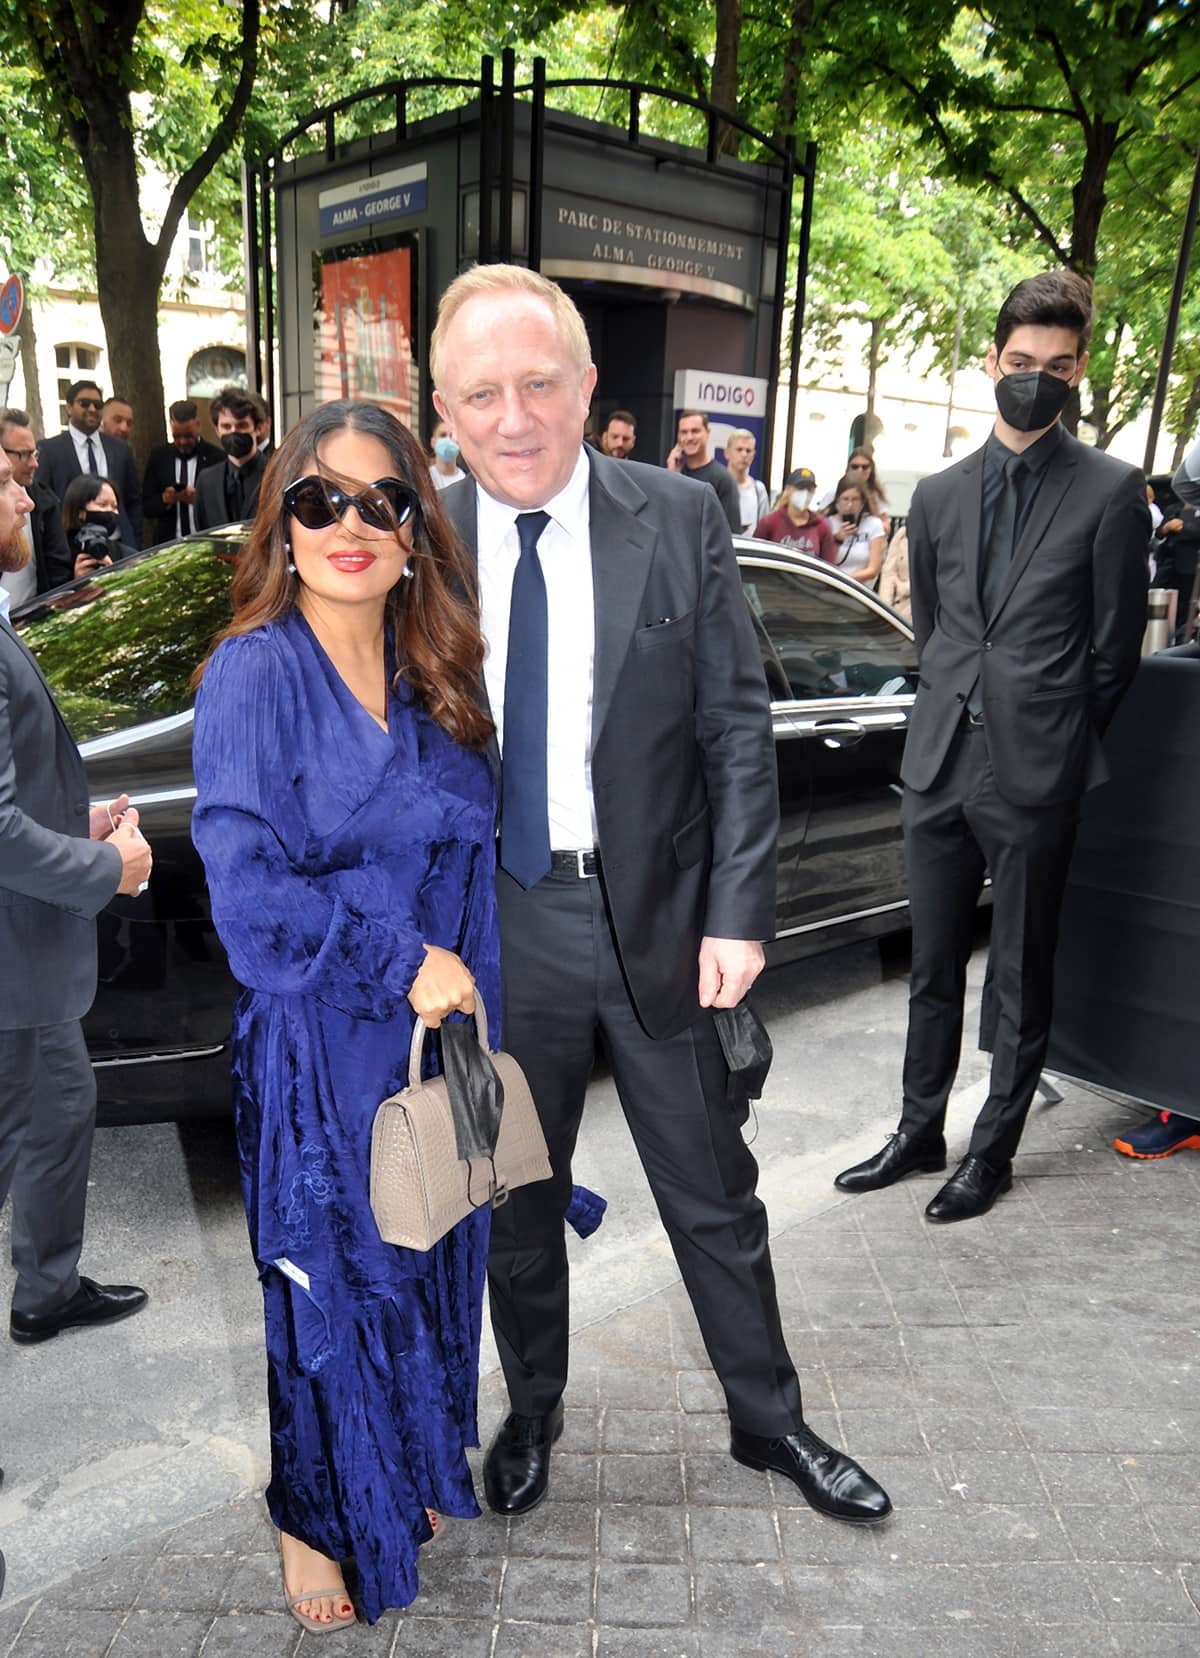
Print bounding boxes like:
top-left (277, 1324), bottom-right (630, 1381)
top-left (191, 609), bottom-right (497, 1623)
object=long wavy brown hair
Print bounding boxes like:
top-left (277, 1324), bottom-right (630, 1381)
top-left (195, 399), bottom-right (491, 750)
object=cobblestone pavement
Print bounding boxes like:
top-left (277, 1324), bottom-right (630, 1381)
top-left (1, 1076), bottom-right (1197, 1657)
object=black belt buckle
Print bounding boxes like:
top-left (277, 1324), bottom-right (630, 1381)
top-left (551, 848), bottom-right (600, 877)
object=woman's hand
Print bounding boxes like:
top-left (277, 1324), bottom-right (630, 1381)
top-left (407, 945), bottom-right (476, 1028)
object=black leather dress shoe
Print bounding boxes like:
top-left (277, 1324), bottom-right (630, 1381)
top-left (925, 1155), bottom-right (1013, 1224)
top-left (731, 1424), bottom-right (892, 1524)
top-left (483, 1401), bottom-right (564, 1515)
top-left (834, 1131), bottom-right (947, 1193)
top-left (10, 1277), bottom-right (148, 1344)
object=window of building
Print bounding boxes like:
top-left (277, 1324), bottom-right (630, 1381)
top-left (55, 343), bottom-right (102, 426)
top-left (187, 213), bottom-right (214, 276)
top-left (186, 347), bottom-right (246, 400)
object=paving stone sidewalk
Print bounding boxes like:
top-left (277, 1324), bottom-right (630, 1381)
top-left (1, 1080), bottom-right (1197, 1657)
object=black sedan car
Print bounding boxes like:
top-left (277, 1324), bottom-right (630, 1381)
top-left (14, 530), bottom-right (919, 1121)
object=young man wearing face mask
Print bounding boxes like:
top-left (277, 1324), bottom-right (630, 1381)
top-left (194, 387), bottom-right (267, 531)
top-left (836, 271), bottom-right (1149, 1224)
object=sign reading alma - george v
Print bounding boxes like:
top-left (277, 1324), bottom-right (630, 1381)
top-left (318, 165), bottom-right (429, 238)
top-left (541, 189), bottom-right (755, 311)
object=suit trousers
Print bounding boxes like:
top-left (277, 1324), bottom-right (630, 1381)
top-left (490, 864), bottom-right (805, 1436)
top-left (899, 723), bottom-right (1079, 1165)
top-left (0, 1019), bottom-right (96, 1313)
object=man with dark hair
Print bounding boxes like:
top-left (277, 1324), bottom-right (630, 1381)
top-left (99, 397), bottom-right (134, 444)
top-left (142, 398), bottom-right (223, 545)
top-left (0, 408), bottom-right (72, 595)
top-left (36, 380), bottom-right (142, 547)
top-left (666, 409), bottom-right (741, 531)
top-left (194, 386), bottom-right (266, 530)
top-left (598, 409), bottom-right (636, 459)
top-left (836, 270), bottom-right (1149, 1222)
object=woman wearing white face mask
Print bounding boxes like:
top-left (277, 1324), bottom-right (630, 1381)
top-left (753, 467), bottom-right (836, 562)
top-left (427, 421), bottom-right (466, 491)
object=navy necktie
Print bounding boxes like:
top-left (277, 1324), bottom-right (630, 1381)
top-left (85, 436), bottom-right (99, 476)
top-left (500, 510), bottom-right (552, 889)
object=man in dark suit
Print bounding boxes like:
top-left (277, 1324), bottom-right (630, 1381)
top-left (0, 447), bottom-right (153, 1346)
top-left (142, 400), bottom-right (224, 546)
top-left (193, 386), bottom-right (266, 531)
top-left (36, 380), bottom-right (143, 548)
top-left (836, 271), bottom-right (1149, 1223)
top-left (0, 409), bottom-right (72, 594)
top-left (433, 265), bottom-right (890, 1526)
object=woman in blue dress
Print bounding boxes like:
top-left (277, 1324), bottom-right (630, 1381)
top-left (192, 400), bottom-right (496, 1630)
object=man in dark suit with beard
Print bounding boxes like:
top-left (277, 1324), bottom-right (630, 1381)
top-left (836, 271), bottom-right (1149, 1222)
top-left (141, 399), bottom-right (224, 546)
top-left (433, 264), bottom-right (890, 1528)
top-left (36, 380), bottom-right (142, 547)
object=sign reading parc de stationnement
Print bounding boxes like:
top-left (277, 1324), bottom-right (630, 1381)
top-left (318, 165), bottom-right (428, 238)
top-left (541, 189), bottom-right (755, 310)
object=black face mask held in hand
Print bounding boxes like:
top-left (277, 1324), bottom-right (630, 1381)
top-left (994, 369), bottom-right (1072, 433)
top-left (220, 431), bottom-right (256, 460)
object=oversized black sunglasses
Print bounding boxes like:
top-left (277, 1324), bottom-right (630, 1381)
top-left (283, 474), bottom-right (418, 532)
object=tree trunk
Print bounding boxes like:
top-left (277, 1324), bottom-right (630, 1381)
top-left (712, 0), bottom-right (742, 156)
top-left (82, 100), bottom-right (169, 470)
top-left (866, 318), bottom-right (882, 422)
top-left (1069, 119), bottom-right (1120, 276)
top-left (774, 0), bottom-right (814, 148)
top-left (17, 309), bottom-right (45, 438)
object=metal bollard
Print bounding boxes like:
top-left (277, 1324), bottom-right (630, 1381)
top-left (1143, 588), bottom-right (1175, 656)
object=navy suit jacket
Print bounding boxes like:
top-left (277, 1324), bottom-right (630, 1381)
top-left (441, 450), bottom-right (778, 1039)
top-left (37, 430), bottom-right (143, 547)
top-left (0, 617), bottom-right (122, 1028)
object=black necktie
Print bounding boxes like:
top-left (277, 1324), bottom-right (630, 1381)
top-left (85, 436), bottom-right (99, 476)
top-left (500, 511), bottom-right (552, 889)
top-left (980, 453), bottom-right (1026, 621)
top-left (177, 455), bottom-right (191, 537)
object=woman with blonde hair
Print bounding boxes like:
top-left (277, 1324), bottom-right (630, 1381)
top-left (192, 399), bottom-right (496, 1630)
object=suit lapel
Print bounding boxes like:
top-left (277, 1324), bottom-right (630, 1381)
top-left (988, 436), bottom-right (1079, 630)
top-left (587, 455), bottom-right (655, 751)
top-left (958, 451), bottom-right (985, 627)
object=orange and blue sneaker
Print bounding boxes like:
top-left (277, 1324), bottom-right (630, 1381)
top-left (1113, 1111), bottom-right (1200, 1159)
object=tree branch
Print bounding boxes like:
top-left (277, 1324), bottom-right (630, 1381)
top-left (1035, 28), bottom-right (1092, 141)
top-left (155, 0), bottom-right (261, 271)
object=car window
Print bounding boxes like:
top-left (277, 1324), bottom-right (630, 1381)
top-left (14, 540), bottom-right (237, 742)
top-left (740, 563), bottom-right (918, 701)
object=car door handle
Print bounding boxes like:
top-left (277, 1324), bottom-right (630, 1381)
top-left (811, 718), bottom-right (866, 750)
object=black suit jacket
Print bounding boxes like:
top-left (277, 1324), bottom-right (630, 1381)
top-left (36, 430), bottom-right (143, 546)
top-left (28, 479), bottom-right (72, 592)
top-left (902, 430), bottom-right (1149, 807)
top-left (0, 619), bottom-right (122, 1028)
top-left (193, 455), bottom-right (265, 532)
top-left (142, 439), bottom-right (224, 545)
top-left (442, 450), bottom-right (778, 1039)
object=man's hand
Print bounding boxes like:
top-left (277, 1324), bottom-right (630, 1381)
top-left (407, 943), bottom-right (476, 1028)
top-left (89, 792), bottom-right (130, 841)
top-left (1162, 517), bottom-right (1184, 535)
top-left (112, 807), bottom-right (153, 894)
top-left (666, 445), bottom-right (684, 473)
top-left (698, 937), bottom-right (765, 1009)
top-left (179, 484), bottom-right (196, 503)
top-left (162, 485), bottom-right (178, 506)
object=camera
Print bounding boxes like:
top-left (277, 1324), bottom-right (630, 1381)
top-left (75, 522), bottom-right (113, 552)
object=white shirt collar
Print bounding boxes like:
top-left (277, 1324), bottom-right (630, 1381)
top-left (474, 446), bottom-right (591, 552)
top-left (0, 588), bottom-right (12, 623)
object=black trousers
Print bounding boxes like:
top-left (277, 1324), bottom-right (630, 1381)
top-left (490, 864), bottom-right (804, 1437)
top-left (899, 723), bottom-right (1079, 1166)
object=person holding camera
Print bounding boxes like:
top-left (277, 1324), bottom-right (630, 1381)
top-left (826, 477), bottom-right (886, 585)
top-left (61, 475), bottom-right (139, 581)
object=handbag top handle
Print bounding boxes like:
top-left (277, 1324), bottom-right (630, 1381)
top-left (406, 990), bottom-right (490, 1088)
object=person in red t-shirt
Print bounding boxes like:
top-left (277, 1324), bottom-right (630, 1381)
top-left (753, 468), bottom-right (836, 563)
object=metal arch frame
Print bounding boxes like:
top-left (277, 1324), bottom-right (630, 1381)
top-left (243, 51), bottom-right (817, 482)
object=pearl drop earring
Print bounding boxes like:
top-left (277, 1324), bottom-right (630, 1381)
top-left (284, 539), bottom-right (296, 575)
top-left (401, 564), bottom-right (414, 580)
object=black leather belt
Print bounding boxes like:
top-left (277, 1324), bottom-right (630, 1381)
top-left (549, 848), bottom-right (601, 877)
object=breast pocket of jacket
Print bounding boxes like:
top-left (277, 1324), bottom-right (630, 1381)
top-left (634, 608), bottom-right (697, 651)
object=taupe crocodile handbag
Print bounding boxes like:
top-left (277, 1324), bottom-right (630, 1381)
top-left (370, 991), bottom-right (551, 1251)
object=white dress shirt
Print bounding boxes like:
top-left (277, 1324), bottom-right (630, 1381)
top-left (476, 446), bottom-right (596, 850)
top-left (69, 424), bottom-right (108, 479)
